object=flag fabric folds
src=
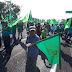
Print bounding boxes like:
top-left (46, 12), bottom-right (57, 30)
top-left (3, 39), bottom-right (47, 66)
top-left (1, 14), bottom-right (4, 20)
top-left (65, 18), bottom-right (71, 29)
top-left (36, 33), bottom-right (61, 65)
top-left (9, 10), bottom-right (13, 20)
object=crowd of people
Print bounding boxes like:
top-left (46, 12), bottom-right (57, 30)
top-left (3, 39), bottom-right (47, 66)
top-left (26, 22), bottom-right (72, 41)
top-left (0, 20), bottom-right (72, 72)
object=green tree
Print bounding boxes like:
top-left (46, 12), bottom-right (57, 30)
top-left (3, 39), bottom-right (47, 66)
top-left (0, 1), bottom-right (20, 20)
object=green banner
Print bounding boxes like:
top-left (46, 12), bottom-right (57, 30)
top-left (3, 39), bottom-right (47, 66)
top-left (36, 33), bottom-right (61, 66)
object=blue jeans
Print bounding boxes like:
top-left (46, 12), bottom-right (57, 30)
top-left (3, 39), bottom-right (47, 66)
top-left (25, 56), bottom-right (38, 72)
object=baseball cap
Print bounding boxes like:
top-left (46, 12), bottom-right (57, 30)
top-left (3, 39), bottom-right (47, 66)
top-left (29, 26), bottom-right (36, 31)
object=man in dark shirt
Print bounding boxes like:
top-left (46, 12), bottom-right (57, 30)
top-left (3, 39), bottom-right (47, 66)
top-left (36, 23), bottom-right (42, 37)
top-left (1, 21), bottom-right (12, 56)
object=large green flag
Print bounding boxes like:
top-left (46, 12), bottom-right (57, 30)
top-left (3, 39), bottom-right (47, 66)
top-left (36, 33), bottom-right (61, 66)
top-left (9, 10), bottom-right (13, 20)
top-left (65, 18), bottom-right (71, 29)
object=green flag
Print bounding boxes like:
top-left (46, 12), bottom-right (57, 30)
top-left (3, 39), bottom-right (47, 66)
top-left (4, 17), bottom-right (8, 21)
top-left (29, 10), bottom-right (32, 19)
top-left (22, 14), bottom-right (28, 22)
top-left (65, 18), bottom-right (71, 29)
top-left (1, 14), bottom-right (4, 20)
top-left (36, 33), bottom-right (61, 65)
top-left (28, 10), bottom-right (32, 22)
top-left (8, 19), bottom-right (17, 27)
top-left (54, 19), bottom-right (57, 25)
top-left (64, 19), bottom-right (67, 25)
top-left (8, 18), bottom-right (21, 27)
top-left (22, 15), bottom-right (26, 22)
top-left (9, 10), bottom-right (13, 20)
top-left (49, 20), bottom-right (54, 26)
top-left (9, 20), bottom-right (18, 27)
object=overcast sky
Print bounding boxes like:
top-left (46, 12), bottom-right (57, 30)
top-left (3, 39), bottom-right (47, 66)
top-left (1, 0), bottom-right (72, 20)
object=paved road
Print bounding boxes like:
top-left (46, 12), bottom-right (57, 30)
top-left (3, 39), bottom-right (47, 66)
top-left (0, 29), bottom-right (72, 72)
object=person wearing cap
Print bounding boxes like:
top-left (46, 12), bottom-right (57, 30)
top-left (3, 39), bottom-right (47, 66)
top-left (25, 26), bottom-right (40, 72)
top-left (27, 22), bottom-right (35, 35)
top-left (1, 21), bottom-right (12, 56)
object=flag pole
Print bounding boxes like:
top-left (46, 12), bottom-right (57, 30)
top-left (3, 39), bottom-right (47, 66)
top-left (59, 33), bottom-right (61, 70)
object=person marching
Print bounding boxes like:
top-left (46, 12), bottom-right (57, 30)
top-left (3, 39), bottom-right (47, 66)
top-left (41, 25), bottom-right (47, 39)
top-left (17, 20), bottom-right (24, 40)
top-left (1, 21), bottom-right (12, 57)
top-left (25, 26), bottom-right (40, 72)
